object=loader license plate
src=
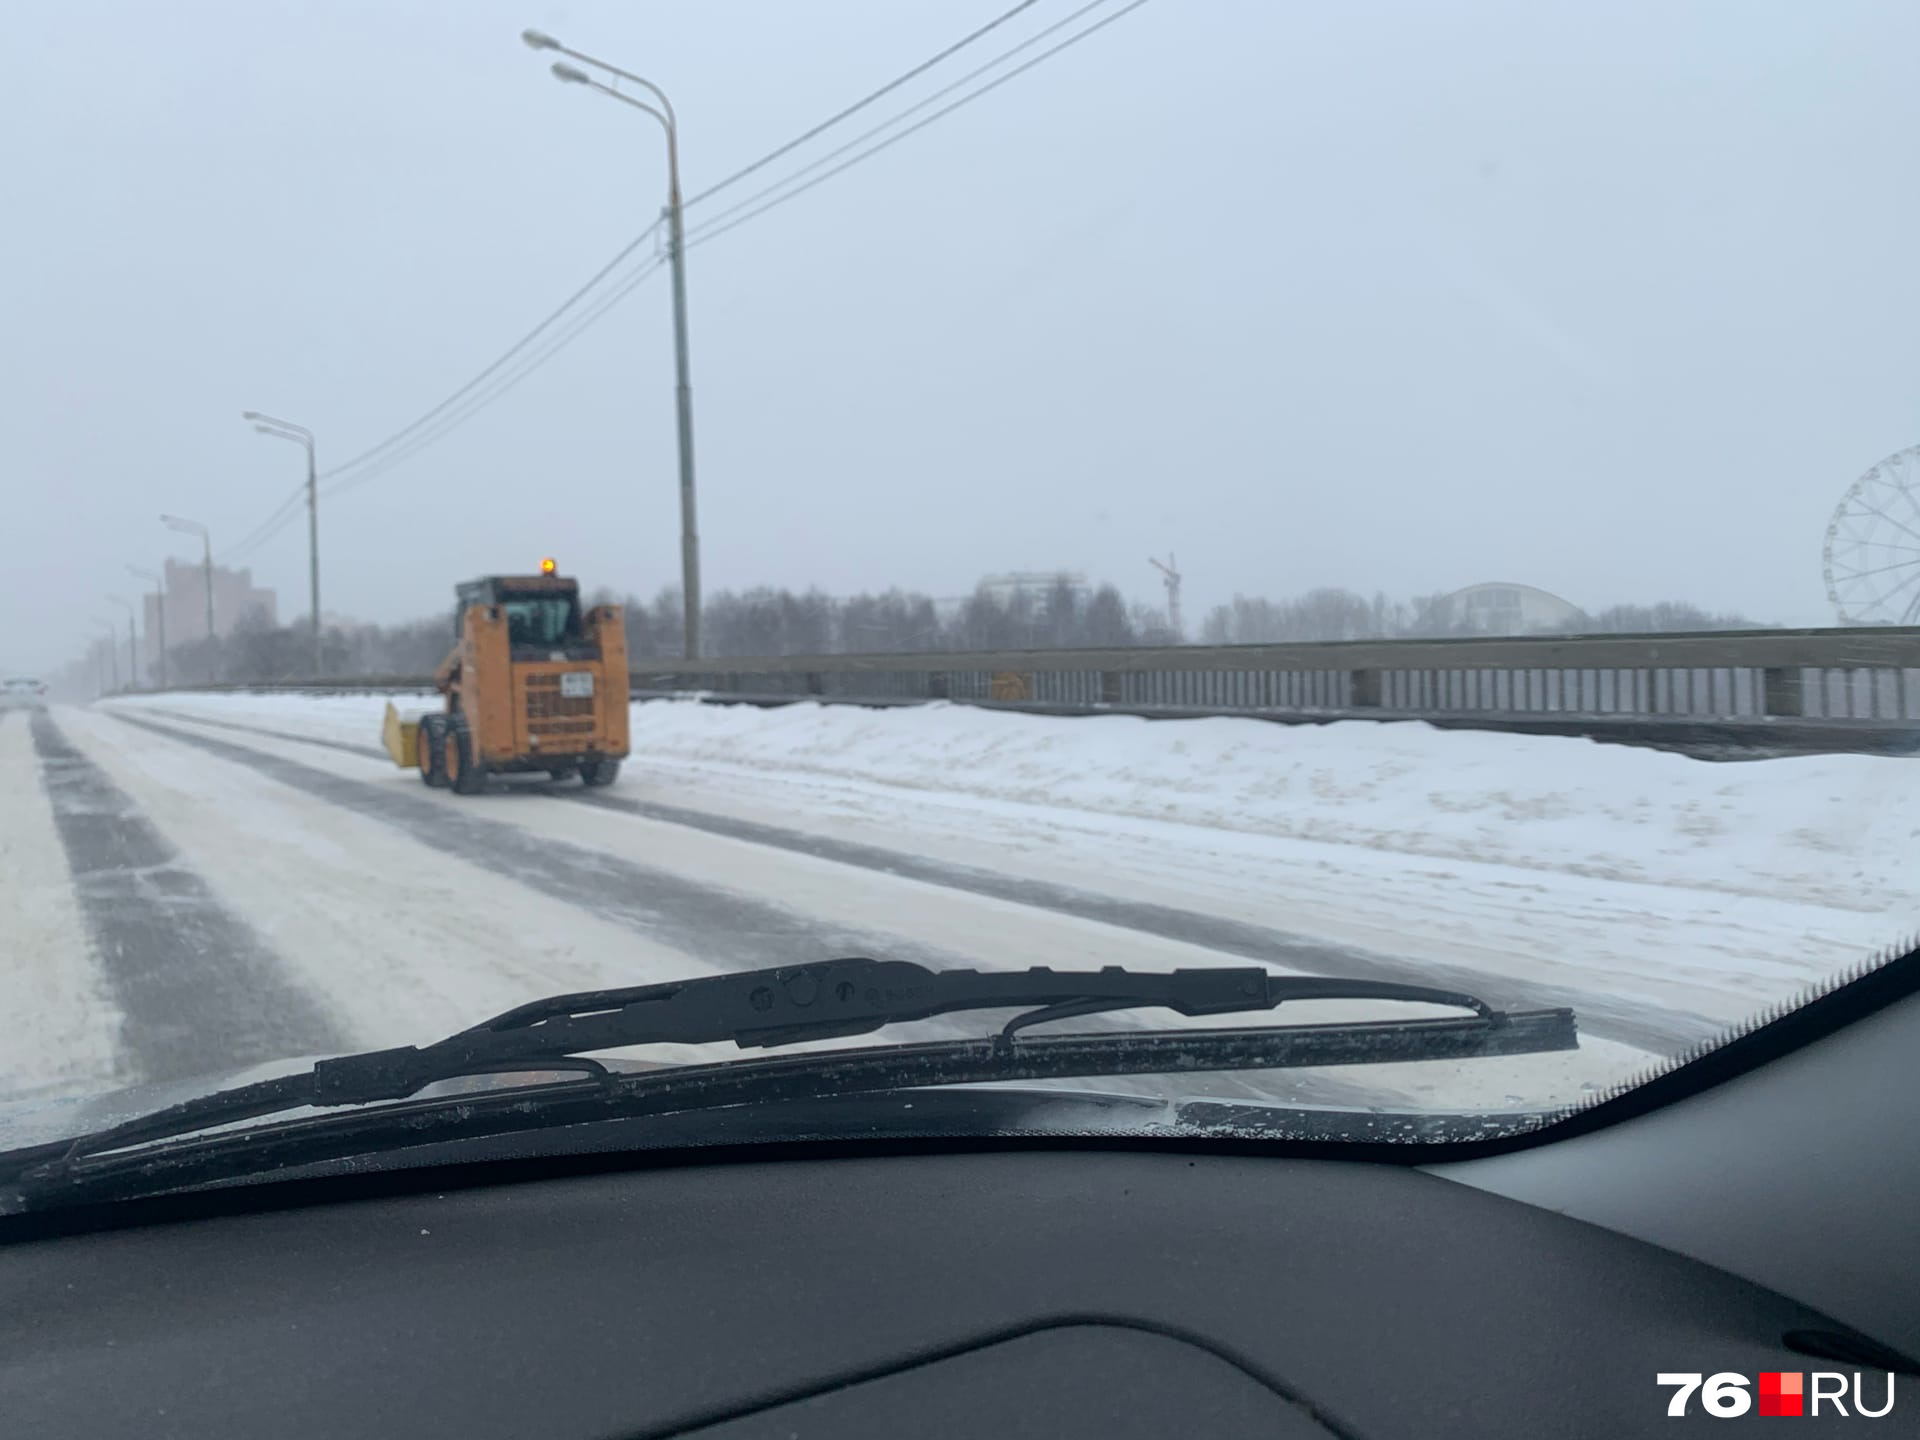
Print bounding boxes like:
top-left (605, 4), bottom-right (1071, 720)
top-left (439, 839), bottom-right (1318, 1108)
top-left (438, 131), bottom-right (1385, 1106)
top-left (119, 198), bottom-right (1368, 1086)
top-left (560, 672), bottom-right (595, 699)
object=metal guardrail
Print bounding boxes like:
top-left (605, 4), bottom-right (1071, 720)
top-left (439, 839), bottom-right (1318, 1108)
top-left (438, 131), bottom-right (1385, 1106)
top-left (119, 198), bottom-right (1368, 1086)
top-left (132, 627), bottom-right (1920, 754)
top-left (625, 627), bottom-right (1920, 725)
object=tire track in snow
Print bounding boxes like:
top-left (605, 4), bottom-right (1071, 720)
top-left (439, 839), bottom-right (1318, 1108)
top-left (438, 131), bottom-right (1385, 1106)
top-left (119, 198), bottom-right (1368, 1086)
top-left (111, 709), bottom-right (380, 760)
top-left (29, 711), bottom-right (348, 1085)
top-left (104, 711), bottom-right (974, 977)
top-left (0, 711), bottom-right (121, 1100)
top-left (119, 704), bottom-right (1715, 1054)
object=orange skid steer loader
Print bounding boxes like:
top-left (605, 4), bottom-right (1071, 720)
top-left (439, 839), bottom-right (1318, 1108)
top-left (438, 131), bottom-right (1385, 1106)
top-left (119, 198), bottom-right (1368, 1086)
top-left (382, 561), bottom-right (629, 795)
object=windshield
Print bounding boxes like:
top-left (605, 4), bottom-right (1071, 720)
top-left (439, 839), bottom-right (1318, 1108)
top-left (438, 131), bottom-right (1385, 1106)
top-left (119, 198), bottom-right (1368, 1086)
top-left (4, 2), bottom-right (1917, 1194)
top-left (501, 596), bottom-right (580, 648)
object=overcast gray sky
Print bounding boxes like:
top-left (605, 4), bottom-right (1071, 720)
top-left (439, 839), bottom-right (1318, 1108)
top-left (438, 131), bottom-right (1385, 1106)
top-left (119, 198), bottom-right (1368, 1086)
top-left (4, 0), bottom-right (1917, 673)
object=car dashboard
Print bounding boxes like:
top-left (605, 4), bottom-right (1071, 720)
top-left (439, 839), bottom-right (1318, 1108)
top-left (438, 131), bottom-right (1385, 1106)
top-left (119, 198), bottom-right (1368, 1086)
top-left (0, 1143), bottom-right (1893, 1439)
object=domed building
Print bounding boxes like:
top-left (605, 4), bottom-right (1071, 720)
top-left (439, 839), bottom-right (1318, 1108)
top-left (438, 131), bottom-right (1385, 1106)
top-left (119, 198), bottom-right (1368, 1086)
top-left (1441, 582), bottom-right (1583, 635)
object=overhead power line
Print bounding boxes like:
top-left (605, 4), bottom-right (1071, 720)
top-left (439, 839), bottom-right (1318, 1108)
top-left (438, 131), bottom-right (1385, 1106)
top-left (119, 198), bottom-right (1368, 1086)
top-left (313, 2), bottom-right (1051, 493)
top-left (322, 254), bottom-right (671, 501)
top-left (222, 234), bottom-right (673, 562)
top-left (218, 481), bottom-right (308, 565)
top-left (325, 3), bottom-right (1136, 500)
top-left (319, 218), bottom-right (665, 484)
top-left (684, 0), bottom-right (1042, 207)
top-left (220, 0), bottom-right (1152, 554)
top-left (686, 0), bottom-right (1130, 247)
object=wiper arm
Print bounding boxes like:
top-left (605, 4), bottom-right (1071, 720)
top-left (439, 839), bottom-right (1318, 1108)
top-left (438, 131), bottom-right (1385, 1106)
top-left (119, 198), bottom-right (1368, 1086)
top-left (338, 957), bottom-right (1503, 1102)
top-left (2, 959), bottom-right (1541, 1183)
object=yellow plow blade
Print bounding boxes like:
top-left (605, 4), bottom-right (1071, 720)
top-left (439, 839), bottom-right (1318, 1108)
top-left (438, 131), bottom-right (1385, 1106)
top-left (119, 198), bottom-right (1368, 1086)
top-left (382, 701), bottom-right (422, 769)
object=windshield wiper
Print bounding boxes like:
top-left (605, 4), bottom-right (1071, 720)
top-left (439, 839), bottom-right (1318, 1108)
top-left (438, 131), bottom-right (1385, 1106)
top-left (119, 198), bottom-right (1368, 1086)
top-left (1, 958), bottom-right (1574, 1196)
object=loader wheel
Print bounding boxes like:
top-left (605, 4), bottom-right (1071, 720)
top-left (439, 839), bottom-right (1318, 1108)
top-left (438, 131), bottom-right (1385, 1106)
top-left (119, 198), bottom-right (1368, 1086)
top-left (445, 714), bottom-right (486, 795)
top-left (581, 757), bottom-right (621, 788)
top-left (417, 714), bottom-right (450, 788)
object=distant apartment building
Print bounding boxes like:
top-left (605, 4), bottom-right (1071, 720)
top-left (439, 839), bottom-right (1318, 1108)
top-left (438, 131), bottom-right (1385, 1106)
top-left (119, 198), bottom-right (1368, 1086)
top-left (141, 559), bottom-right (277, 670)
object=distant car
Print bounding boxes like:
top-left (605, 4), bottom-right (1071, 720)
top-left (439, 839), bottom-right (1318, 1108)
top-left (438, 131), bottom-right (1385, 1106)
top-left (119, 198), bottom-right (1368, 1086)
top-left (0, 677), bottom-right (48, 710)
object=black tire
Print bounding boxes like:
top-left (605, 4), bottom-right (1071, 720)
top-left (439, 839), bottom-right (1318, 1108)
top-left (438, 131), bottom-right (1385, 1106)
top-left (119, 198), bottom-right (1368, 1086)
top-left (581, 757), bottom-right (622, 788)
top-left (416, 714), bottom-right (450, 788)
top-left (446, 713), bottom-right (487, 795)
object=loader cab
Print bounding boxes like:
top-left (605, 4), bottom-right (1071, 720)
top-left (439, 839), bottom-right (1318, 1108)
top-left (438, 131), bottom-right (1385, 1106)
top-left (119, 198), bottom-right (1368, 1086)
top-left (455, 576), bottom-right (596, 661)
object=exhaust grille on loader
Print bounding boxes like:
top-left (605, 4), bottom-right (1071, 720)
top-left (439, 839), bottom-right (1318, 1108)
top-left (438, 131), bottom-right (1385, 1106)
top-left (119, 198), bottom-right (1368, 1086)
top-left (525, 672), bottom-right (595, 722)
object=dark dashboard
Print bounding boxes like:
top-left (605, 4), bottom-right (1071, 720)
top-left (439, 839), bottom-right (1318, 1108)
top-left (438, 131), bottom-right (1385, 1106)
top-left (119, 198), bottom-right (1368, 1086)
top-left (0, 1144), bottom-right (1882, 1439)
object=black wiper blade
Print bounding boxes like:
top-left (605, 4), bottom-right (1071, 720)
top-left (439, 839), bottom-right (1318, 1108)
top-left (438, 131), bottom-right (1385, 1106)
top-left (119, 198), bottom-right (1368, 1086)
top-left (327, 957), bottom-right (1505, 1101)
top-left (1, 959), bottom-right (1532, 1183)
top-left (8, 1009), bottom-right (1579, 1211)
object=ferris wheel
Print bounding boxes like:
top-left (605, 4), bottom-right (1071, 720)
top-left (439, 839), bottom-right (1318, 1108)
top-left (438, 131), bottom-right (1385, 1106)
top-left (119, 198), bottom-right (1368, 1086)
top-left (1823, 443), bottom-right (1920, 625)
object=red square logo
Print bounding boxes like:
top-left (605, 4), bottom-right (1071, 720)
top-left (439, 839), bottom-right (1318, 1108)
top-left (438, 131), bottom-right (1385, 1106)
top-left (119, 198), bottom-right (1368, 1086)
top-left (1758, 1372), bottom-right (1804, 1417)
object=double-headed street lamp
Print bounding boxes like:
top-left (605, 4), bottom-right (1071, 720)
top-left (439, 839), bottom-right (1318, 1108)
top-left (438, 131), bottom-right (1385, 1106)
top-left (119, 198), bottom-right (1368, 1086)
top-left (243, 411), bottom-right (322, 675)
top-left (129, 565), bottom-right (167, 688)
top-left (522, 27), bottom-right (702, 660)
top-left (161, 514), bottom-right (217, 683)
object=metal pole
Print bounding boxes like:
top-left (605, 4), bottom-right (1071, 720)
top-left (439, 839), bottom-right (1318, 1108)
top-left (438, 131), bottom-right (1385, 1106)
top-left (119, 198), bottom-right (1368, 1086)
top-left (108, 595), bottom-right (137, 689)
top-left (133, 566), bottom-right (170, 689)
top-left (155, 584), bottom-right (168, 688)
top-left (243, 415), bottom-right (322, 675)
top-left (307, 439), bottom-right (321, 675)
top-left (534, 46), bottom-right (700, 658)
top-left (203, 533), bottom-right (217, 684)
top-left (160, 516), bottom-right (215, 685)
top-left (663, 146), bottom-right (700, 660)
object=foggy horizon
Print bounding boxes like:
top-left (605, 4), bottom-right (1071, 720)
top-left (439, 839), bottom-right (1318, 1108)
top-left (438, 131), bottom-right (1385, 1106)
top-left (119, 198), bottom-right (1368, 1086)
top-left (7, 0), bottom-right (1918, 673)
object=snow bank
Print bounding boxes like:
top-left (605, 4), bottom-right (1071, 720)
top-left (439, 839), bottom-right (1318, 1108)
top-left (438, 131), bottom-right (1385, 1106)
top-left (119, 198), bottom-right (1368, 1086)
top-left (115, 691), bottom-right (1920, 914)
top-left (617, 700), bottom-right (1918, 912)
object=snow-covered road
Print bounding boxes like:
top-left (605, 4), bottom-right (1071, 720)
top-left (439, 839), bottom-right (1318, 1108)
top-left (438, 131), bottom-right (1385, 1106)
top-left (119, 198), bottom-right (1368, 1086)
top-left (6, 693), bottom-right (1914, 1119)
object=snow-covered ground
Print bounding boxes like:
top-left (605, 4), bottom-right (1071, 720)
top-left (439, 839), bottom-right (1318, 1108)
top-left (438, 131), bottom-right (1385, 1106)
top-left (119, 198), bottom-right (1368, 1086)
top-left (110, 691), bottom-right (1920, 1012)
top-left (0, 713), bottom-right (121, 1098)
top-left (6, 690), bottom-right (1916, 1125)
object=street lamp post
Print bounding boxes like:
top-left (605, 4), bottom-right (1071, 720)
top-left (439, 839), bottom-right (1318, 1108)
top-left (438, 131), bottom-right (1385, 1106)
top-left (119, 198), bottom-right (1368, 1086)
top-left (93, 620), bottom-right (119, 693)
top-left (129, 566), bottom-right (167, 688)
top-left (523, 28), bottom-right (702, 659)
top-left (242, 411), bottom-right (321, 675)
top-left (108, 595), bottom-right (138, 689)
top-left (161, 515), bottom-right (217, 683)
